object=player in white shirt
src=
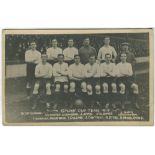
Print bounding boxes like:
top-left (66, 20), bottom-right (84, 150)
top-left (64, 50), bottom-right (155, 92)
top-left (32, 53), bottom-right (53, 110)
top-left (84, 55), bottom-right (100, 107)
top-left (46, 39), bottom-right (62, 65)
top-left (68, 55), bottom-right (85, 106)
top-left (25, 41), bottom-right (41, 98)
top-left (53, 54), bottom-right (69, 108)
top-left (116, 53), bottom-right (139, 109)
top-left (100, 53), bottom-right (117, 109)
top-left (97, 36), bottom-right (117, 63)
top-left (63, 38), bottom-right (78, 65)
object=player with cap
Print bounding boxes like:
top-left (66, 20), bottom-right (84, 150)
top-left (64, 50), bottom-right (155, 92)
top-left (84, 55), bottom-right (100, 107)
top-left (100, 53), bottom-right (117, 109)
top-left (97, 36), bottom-right (117, 63)
top-left (46, 39), bottom-right (62, 65)
top-left (32, 53), bottom-right (53, 110)
top-left (53, 54), bottom-right (69, 109)
top-left (63, 38), bottom-right (78, 65)
top-left (79, 37), bottom-right (97, 64)
top-left (116, 53), bottom-right (139, 109)
top-left (68, 54), bottom-right (85, 106)
top-left (25, 41), bottom-right (41, 99)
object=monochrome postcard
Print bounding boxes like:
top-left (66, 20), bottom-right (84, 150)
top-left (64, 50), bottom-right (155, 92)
top-left (2, 29), bottom-right (154, 125)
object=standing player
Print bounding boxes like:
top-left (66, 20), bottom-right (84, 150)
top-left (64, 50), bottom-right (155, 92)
top-left (79, 37), bottom-right (97, 64)
top-left (84, 55), bottom-right (100, 107)
top-left (100, 53), bottom-right (117, 109)
top-left (116, 42), bottom-right (136, 70)
top-left (63, 38), bottom-right (78, 65)
top-left (46, 39), bottom-right (62, 65)
top-left (98, 36), bottom-right (117, 63)
top-left (68, 55), bottom-right (86, 105)
top-left (32, 54), bottom-right (53, 110)
top-left (25, 41), bottom-right (41, 99)
top-left (116, 53), bottom-right (139, 109)
top-left (53, 54), bottom-right (69, 109)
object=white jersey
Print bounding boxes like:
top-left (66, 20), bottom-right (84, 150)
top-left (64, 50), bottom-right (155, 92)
top-left (84, 63), bottom-right (100, 78)
top-left (68, 63), bottom-right (85, 80)
top-left (63, 47), bottom-right (78, 60)
top-left (100, 62), bottom-right (116, 77)
top-left (46, 47), bottom-right (62, 60)
top-left (116, 62), bottom-right (133, 77)
top-left (25, 49), bottom-right (41, 64)
top-left (35, 62), bottom-right (53, 78)
top-left (53, 62), bottom-right (68, 82)
top-left (98, 45), bottom-right (117, 61)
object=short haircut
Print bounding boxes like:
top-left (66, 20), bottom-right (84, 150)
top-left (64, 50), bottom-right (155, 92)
top-left (74, 54), bottom-right (80, 58)
top-left (104, 36), bottom-right (110, 39)
top-left (105, 53), bottom-right (111, 57)
top-left (57, 54), bottom-right (64, 58)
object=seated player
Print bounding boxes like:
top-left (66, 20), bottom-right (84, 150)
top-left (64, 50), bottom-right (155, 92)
top-left (100, 53), bottom-right (117, 109)
top-left (84, 55), bottom-right (100, 107)
top-left (68, 55), bottom-right (85, 105)
top-left (63, 38), bottom-right (78, 65)
top-left (116, 53), bottom-right (139, 109)
top-left (32, 54), bottom-right (53, 110)
top-left (53, 54), bottom-right (69, 109)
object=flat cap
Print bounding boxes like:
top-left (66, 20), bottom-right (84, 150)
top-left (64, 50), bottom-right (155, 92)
top-left (121, 42), bottom-right (129, 46)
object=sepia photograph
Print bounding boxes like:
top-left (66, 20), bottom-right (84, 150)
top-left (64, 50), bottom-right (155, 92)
top-left (2, 29), bottom-right (154, 125)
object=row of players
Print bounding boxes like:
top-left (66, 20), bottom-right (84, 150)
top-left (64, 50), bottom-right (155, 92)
top-left (29, 52), bottom-right (139, 110)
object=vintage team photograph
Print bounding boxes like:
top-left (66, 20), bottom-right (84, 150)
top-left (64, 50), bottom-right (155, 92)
top-left (2, 29), bottom-right (154, 125)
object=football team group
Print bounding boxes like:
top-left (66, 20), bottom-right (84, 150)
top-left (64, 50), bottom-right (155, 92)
top-left (25, 36), bottom-right (139, 111)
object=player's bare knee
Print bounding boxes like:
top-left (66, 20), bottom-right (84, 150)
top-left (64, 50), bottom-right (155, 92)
top-left (87, 84), bottom-right (93, 95)
top-left (33, 83), bottom-right (39, 95)
top-left (55, 84), bottom-right (61, 92)
top-left (95, 85), bottom-right (101, 94)
top-left (131, 83), bottom-right (139, 94)
top-left (46, 83), bottom-right (51, 95)
top-left (102, 83), bottom-right (108, 93)
top-left (119, 83), bottom-right (125, 94)
top-left (111, 83), bottom-right (117, 93)
top-left (69, 82), bottom-right (76, 93)
top-left (64, 84), bottom-right (69, 93)
top-left (81, 82), bottom-right (87, 93)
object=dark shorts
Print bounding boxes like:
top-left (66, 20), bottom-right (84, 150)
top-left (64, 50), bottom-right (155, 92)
top-left (70, 80), bottom-right (82, 93)
top-left (26, 63), bottom-right (36, 83)
top-left (117, 76), bottom-right (134, 88)
top-left (85, 77), bottom-right (100, 86)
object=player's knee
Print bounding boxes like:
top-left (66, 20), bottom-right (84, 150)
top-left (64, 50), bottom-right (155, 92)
top-left (111, 83), bottom-right (117, 93)
top-left (69, 82), bottom-right (76, 93)
top-left (95, 85), bottom-right (101, 94)
top-left (33, 83), bottom-right (39, 95)
top-left (81, 82), bottom-right (87, 93)
top-left (64, 84), bottom-right (69, 93)
top-left (55, 84), bottom-right (61, 92)
top-left (131, 83), bottom-right (139, 94)
top-left (87, 84), bottom-right (93, 95)
top-left (46, 83), bottom-right (51, 95)
top-left (119, 83), bottom-right (125, 94)
top-left (102, 83), bottom-right (108, 93)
